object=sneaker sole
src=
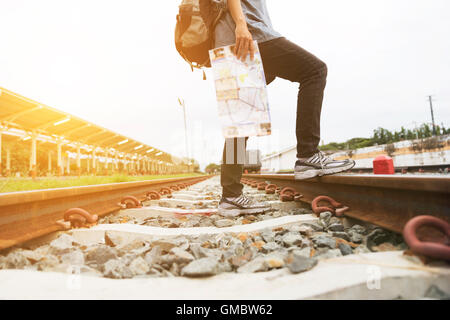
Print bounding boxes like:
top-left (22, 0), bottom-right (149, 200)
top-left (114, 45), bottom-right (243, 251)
top-left (295, 161), bottom-right (356, 180)
top-left (218, 207), bottom-right (270, 217)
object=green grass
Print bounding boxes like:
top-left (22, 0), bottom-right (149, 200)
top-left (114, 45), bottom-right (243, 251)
top-left (0, 173), bottom-right (204, 193)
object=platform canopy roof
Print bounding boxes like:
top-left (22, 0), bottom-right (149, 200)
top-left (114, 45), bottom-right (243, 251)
top-left (0, 87), bottom-right (174, 163)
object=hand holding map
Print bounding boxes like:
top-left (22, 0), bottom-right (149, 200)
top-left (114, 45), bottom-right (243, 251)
top-left (209, 41), bottom-right (271, 138)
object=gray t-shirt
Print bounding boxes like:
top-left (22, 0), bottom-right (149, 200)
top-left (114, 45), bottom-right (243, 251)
top-left (214, 0), bottom-right (282, 48)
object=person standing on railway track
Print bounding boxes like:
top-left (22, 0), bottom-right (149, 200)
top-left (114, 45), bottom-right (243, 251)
top-left (216, 0), bottom-right (355, 216)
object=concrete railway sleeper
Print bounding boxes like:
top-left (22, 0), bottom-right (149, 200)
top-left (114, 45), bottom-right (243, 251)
top-left (0, 175), bottom-right (449, 299)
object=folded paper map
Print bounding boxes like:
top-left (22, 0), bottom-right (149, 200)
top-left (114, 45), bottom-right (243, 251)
top-left (209, 41), bottom-right (271, 138)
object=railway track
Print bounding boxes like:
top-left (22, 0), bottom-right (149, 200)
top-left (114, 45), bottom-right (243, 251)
top-left (243, 173), bottom-right (450, 235)
top-left (0, 174), bottom-right (448, 299)
top-left (0, 175), bottom-right (211, 250)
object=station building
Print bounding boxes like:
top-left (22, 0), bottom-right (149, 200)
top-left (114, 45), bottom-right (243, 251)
top-left (0, 87), bottom-right (192, 177)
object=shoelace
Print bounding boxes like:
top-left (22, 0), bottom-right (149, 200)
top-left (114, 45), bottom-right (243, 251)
top-left (304, 151), bottom-right (330, 169)
top-left (233, 195), bottom-right (252, 206)
top-left (317, 151), bottom-right (329, 169)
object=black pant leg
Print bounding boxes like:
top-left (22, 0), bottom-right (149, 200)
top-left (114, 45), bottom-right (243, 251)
top-left (259, 37), bottom-right (327, 158)
top-left (220, 137), bottom-right (248, 198)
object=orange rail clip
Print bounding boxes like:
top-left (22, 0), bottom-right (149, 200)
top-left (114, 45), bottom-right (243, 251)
top-left (311, 195), bottom-right (349, 217)
top-left (63, 208), bottom-right (98, 228)
top-left (403, 215), bottom-right (450, 260)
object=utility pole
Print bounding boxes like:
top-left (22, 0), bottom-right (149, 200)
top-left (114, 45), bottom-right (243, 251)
top-left (177, 98), bottom-right (190, 172)
top-left (428, 95), bottom-right (437, 136)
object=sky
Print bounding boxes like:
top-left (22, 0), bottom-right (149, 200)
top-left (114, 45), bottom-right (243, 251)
top-left (1, 0), bottom-right (449, 170)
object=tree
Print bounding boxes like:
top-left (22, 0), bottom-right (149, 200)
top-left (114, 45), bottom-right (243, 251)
top-left (373, 127), bottom-right (393, 145)
top-left (436, 126), bottom-right (441, 136)
top-left (421, 123), bottom-right (432, 138)
top-left (406, 129), bottom-right (415, 140)
top-left (399, 126), bottom-right (406, 140)
top-left (205, 163), bottom-right (220, 174)
top-left (319, 122), bottom-right (448, 153)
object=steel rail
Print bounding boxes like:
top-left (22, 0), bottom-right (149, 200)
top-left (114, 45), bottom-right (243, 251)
top-left (0, 175), bottom-right (212, 250)
top-left (243, 174), bottom-right (450, 235)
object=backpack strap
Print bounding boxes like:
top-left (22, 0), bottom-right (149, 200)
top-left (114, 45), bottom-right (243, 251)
top-left (195, 6), bottom-right (225, 71)
top-left (209, 7), bottom-right (225, 50)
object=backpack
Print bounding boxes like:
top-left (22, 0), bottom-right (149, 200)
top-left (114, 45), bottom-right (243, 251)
top-left (174, 0), bottom-right (226, 79)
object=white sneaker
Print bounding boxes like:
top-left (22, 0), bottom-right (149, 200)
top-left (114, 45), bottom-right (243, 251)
top-left (295, 151), bottom-right (355, 180)
top-left (218, 194), bottom-right (270, 217)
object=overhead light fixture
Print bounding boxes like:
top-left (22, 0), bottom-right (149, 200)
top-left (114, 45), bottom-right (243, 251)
top-left (146, 148), bottom-right (155, 153)
top-left (54, 117), bottom-right (70, 126)
top-left (118, 139), bottom-right (128, 145)
top-left (134, 145), bottom-right (143, 150)
top-left (23, 136), bottom-right (31, 141)
top-left (155, 151), bottom-right (163, 156)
